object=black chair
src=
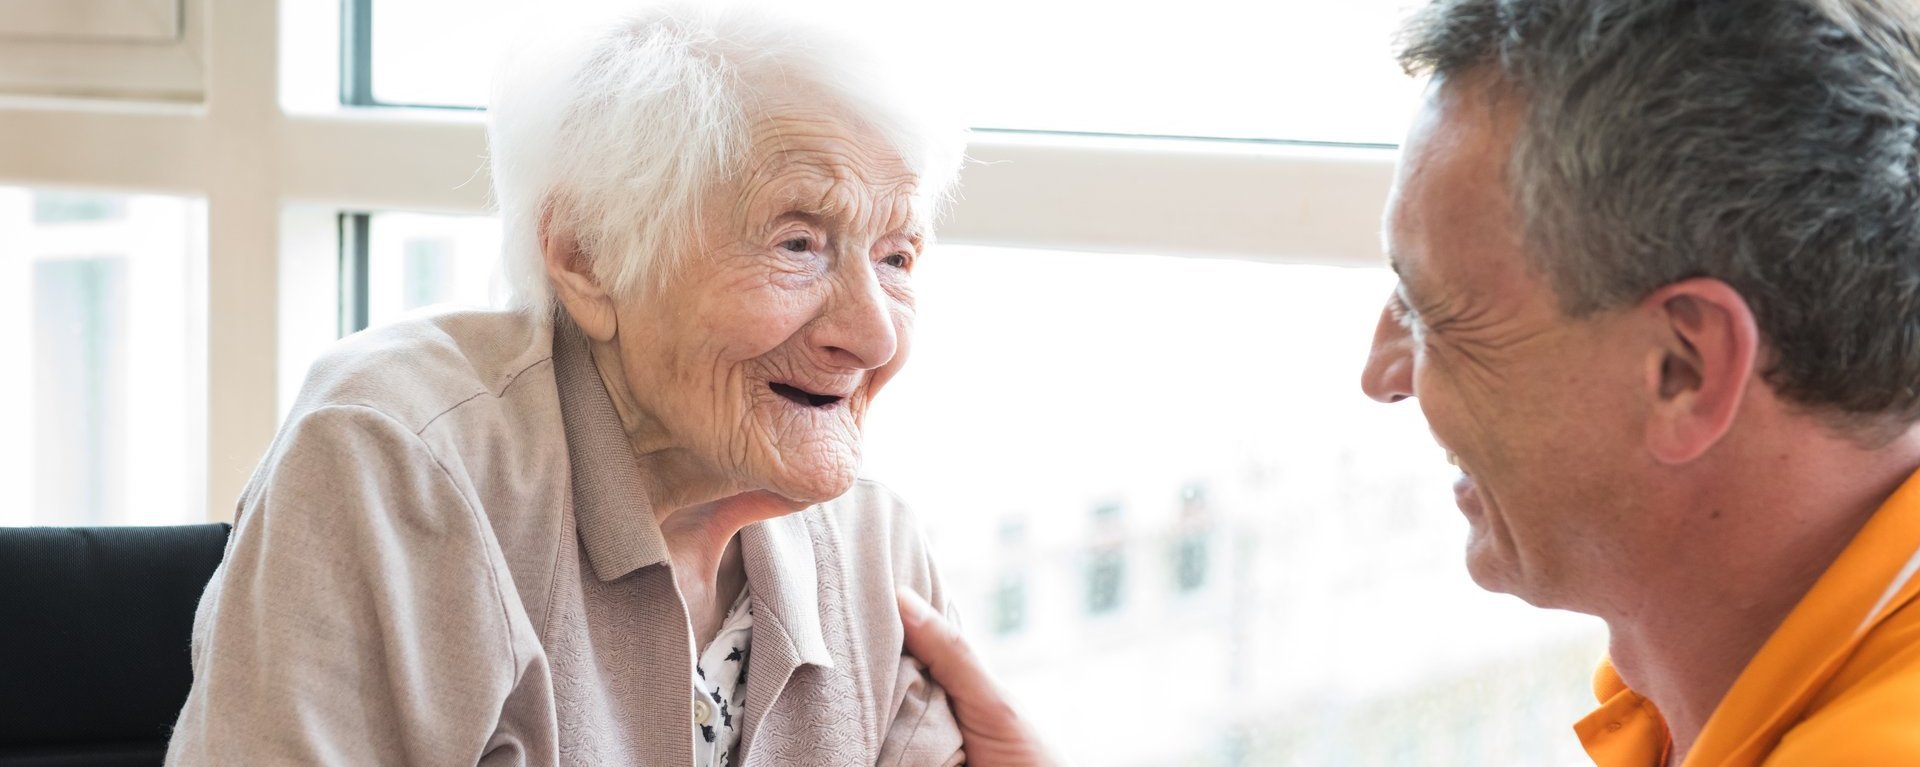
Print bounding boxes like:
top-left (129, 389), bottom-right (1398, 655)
top-left (0, 524), bottom-right (230, 767)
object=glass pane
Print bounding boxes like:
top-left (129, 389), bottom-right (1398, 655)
top-left (370, 0), bottom-right (1423, 144)
top-left (0, 187), bottom-right (203, 527)
top-left (365, 212), bottom-right (504, 329)
top-left (859, 246), bottom-right (1607, 766)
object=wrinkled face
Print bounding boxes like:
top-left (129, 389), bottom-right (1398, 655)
top-left (614, 100), bottom-right (924, 505)
top-left (1361, 74), bottom-right (1651, 608)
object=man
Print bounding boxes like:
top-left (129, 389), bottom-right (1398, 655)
top-left (896, 0), bottom-right (1920, 764)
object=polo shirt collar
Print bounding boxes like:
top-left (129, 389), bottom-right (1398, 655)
top-left (739, 512), bottom-right (834, 670)
top-left (552, 316), bottom-right (671, 581)
top-left (1574, 658), bottom-right (1670, 767)
top-left (1575, 466), bottom-right (1920, 765)
top-left (1688, 466), bottom-right (1920, 762)
top-left (551, 317), bottom-right (834, 671)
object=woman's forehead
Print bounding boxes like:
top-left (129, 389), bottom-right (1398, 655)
top-left (733, 151), bottom-right (922, 230)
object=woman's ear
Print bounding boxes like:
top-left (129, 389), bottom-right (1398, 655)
top-left (541, 206), bottom-right (618, 342)
top-left (1641, 278), bottom-right (1760, 464)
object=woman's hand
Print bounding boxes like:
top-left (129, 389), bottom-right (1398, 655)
top-left (896, 590), bottom-right (1067, 767)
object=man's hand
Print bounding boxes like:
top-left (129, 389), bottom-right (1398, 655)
top-left (897, 590), bottom-right (1066, 767)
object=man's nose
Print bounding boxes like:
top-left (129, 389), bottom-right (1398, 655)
top-left (1361, 300), bottom-right (1416, 404)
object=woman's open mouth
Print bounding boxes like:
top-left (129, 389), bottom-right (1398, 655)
top-left (770, 382), bottom-right (845, 409)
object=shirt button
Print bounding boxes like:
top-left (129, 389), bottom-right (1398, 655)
top-left (695, 697), bottom-right (713, 724)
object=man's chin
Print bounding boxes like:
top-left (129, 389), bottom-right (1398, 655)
top-left (1464, 542), bottom-right (1566, 609)
top-left (1463, 537), bottom-right (1520, 595)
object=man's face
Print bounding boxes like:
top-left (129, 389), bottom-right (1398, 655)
top-left (1362, 74), bottom-right (1656, 609)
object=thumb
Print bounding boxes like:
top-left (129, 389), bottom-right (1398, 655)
top-left (897, 589), bottom-right (995, 704)
top-left (898, 588), bottom-right (1064, 767)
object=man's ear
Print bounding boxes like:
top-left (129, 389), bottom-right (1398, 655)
top-left (1641, 277), bottom-right (1760, 464)
top-left (541, 204), bottom-right (618, 342)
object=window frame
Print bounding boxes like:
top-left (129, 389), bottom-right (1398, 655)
top-left (0, 0), bottom-right (182, 41)
top-left (0, 0), bottom-right (1398, 522)
top-left (0, 0), bottom-right (204, 100)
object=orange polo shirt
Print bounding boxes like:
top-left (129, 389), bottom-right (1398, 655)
top-left (1575, 467), bottom-right (1920, 766)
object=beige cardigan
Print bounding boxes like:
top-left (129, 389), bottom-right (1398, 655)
top-left (165, 310), bottom-right (965, 766)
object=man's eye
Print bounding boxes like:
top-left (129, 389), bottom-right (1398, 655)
top-left (881, 253), bottom-right (911, 269)
top-left (1389, 294), bottom-right (1433, 340)
top-left (1389, 295), bottom-right (1418, 326)
top-left (780, 237), bottom-right (812, 253)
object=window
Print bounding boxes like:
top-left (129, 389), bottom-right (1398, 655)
top-left (0, 1), bottom-right (1612, 764)
top-left (306, 231), bottom-right (1609, 764)
top-left (338, 212), bottom-right (503, 335)
top-left (0, 187), bottom-right (204, 527)
top-left (992, 516), bottom-right (1031, 636)
top-left (1084, 503), bottom-right (1129, 615)
top-left (1171, 483), bottom-right (1213, 594)
top-left (34, 191), bottom-right (128, 223)
top-left (0, 0), bottom-right (180, 41)
top-left (361, 0), bottom-right (1422, 144)
top-left (0, 0), bottom-right (206, 100)
top-left (854, 245), bottom-right (1607, 766)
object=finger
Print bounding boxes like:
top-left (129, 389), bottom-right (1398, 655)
top-left (896, 589), bottom-right (996, 702)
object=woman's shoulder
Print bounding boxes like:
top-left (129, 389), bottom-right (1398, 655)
top-left (807, 479), bottom-right (941, 575)
top-left (292, 307), bottom-right (554, 433)
top-left (813, 478), bottom-right (922, 533)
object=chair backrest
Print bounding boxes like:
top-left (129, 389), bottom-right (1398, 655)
top-left (0, 523), bottom-right (230, 767)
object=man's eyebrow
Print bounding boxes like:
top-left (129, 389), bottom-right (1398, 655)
top-left (1387, 251), bottom-right (1421, 300)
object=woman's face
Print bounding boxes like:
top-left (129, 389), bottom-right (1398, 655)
top-left (612, 101), bottom-right (925, 504)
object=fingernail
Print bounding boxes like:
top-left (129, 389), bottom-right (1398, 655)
top-left (896, 589), bottom-right (931, 626)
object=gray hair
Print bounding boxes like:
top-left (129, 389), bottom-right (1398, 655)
top-left (488, 1), bottom-right (965, 317)
top-left (1398, 0), bottom-right (1920, 428)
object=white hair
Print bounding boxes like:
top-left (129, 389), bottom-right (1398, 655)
top-left (488, 0), bottom-right (966, 317)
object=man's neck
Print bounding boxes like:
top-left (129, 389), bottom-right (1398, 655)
top-left (1601, 427), bottom-right (1920, 762)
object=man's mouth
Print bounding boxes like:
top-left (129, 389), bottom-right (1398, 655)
top-left (769, 381), bottom-right (846, 409)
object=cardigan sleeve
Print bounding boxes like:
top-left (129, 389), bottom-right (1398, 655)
top-left (165, 404), bottom-right (526, 766)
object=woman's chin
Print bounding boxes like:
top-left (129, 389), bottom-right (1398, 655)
top-left (755, 455), bottom-right (860, 506)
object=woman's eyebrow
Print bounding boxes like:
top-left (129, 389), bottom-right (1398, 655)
top-left (773, 210), bottom-right (829, 228)
top-left (768, 190), bottom-right (924, 234)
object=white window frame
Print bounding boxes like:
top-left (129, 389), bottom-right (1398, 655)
top-left (0, 0), bottom-right (204, 100)
top-left (0, 0), bottom-right (1397, 522)
top-left (0, 0), bottom-right (182, 41)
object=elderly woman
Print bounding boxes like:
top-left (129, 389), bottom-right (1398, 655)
top-left (165, 5), bottom-right (965, 766)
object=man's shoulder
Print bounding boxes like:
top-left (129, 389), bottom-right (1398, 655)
top-left (1771, 688), bottom-right (1920, 763)
top-left (1770, 608), bottom-right (1920, 763)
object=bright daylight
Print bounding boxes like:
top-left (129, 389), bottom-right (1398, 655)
top-left (9, 1), bottom-right (1920, 766)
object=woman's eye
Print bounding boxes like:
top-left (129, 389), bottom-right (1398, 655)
top-left (780, 237), bottom-right (812, 253)
top-left (881, 253), bottom-right (911, 269)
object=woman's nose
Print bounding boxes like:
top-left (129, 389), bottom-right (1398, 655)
top-left (1361, 301), bottom-right (1416, 404)
top-left (815, 267), bottom-right (899, 370)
